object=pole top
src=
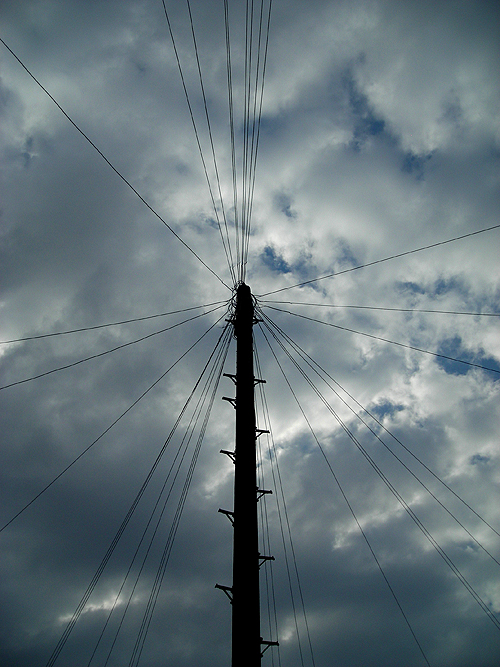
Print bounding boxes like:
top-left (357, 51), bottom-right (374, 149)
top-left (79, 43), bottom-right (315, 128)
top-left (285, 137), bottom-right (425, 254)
top-left (234, 283), bottom-right (254, 337)
top-left (236, 282), bottom-right (251, 299)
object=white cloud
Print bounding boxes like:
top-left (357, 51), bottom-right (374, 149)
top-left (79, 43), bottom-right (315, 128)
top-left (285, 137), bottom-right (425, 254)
top-left (1, 1), bottom-right (499, 666)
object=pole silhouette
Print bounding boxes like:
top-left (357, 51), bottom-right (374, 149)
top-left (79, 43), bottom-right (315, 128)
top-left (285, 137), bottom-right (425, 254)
top-left (232, 282), bottom-right (260, 665)
top-left (217, 283), bottom-right (277, 665)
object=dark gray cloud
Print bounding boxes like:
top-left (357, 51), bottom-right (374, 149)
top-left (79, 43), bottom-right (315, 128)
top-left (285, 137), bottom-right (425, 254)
top-left (1, 1), bottom-right (499, 666)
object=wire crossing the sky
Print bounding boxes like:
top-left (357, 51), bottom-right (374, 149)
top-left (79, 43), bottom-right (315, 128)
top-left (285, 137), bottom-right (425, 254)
top-left (260, 309), bottom-right (500, 565)
top-left (0, 36), bottom-right (230, 291)
top-left (44, 320), bottom-right (232, 666)
top-left (0, 304), bottom-right (227, 391)
top-left (238, 0), bottom-right (273, 283)
top-left (259, 316), bottom-right (500, 634)
top-left (263, 304), bottom-right (500, 374)
top-left (257, 223), bottom-right (500, 297)
top-left (260, 300), bottom-right (500, 317)
top-left (157, 0), bottom-right (273, 287)
top-left (161, 0), bottom-right (236, 285)
top-left (0, 301), bottom-right (230, 345)
top-left (0, 313), bottom-right (229, 534)
top-left (254, 344), bottom-right (316, 667)
top-left (258, 323), bottom-right (432, 667)
top-left (3, 4), bottom-right (499, 666)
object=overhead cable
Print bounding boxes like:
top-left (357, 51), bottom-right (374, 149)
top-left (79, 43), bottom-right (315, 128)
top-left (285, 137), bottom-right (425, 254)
top-left (257, 223), bottom-right (500, 297)
top-left (0, 37), bottom-right (230, 291)
top-left (260, 319), bottom-right (500, 632)
top-left (129, 329), bottom-right (231, 666)
top-left (260, 300), bottom-right (500, 317)
top-left (185, 0), bottom-right (236, 284)
top-left (90, 326), bottom-right (232, 666)
top-left (0, 313), bottom-right (228, 533)
top-left (261, 310), bottom-right (500, 539)
top-left (263, 305), bottom-right (500, 374)
top-left (254, 343), bottom-right (314, 667)
top-left (261, 309), bottom-right (500, 564)
top-left (242, 0), bottom-right (272, 280)
top-left (43, 321), bottom-right (232, 667)
top-left (223, 0), bottom-right (240, 281)
top-left (0, 300), bottom-right (230, 345)
top-left (259, 324), bottom-right (431, 666)
top-left (0, 304), bottom-right (227, 391)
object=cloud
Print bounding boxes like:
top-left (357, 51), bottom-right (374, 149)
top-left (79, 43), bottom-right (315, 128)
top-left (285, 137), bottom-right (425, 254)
top-left (1, 1), bottom-right (499, 666)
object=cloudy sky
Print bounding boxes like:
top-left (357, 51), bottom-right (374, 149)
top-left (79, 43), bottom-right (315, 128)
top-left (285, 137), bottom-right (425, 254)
top-left (1, 1), bottom-right (500, 665)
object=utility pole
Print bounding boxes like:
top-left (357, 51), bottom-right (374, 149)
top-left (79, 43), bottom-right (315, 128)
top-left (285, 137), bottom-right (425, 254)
top-left (232, 282), bottom-right (260, 665)
top-left (217, 283), bottom-right (277, 666)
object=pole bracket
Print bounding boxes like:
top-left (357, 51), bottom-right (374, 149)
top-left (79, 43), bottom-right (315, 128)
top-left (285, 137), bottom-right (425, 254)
top-left (220, 449), bottom-right (235, 463)
top-left (222, 396), bottom-right (236, 409)
top-left (257, 488), bottom-right (273, 501)
top-left (260, 639), bottom-right (279, 656)
top-left (258, 554), bottom-right (275, 568)
top-left (215, 584), bottom-right (233, 603)
top-left (256, 429), bottom-right (270, 438)
top-left (218, 508), bottom-right (234, 525)
top-left (223, 372), bottom-right (237, 385)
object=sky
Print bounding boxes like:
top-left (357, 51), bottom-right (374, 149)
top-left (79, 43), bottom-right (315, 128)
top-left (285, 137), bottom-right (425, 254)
top-left (1, 1), bottom-right (500, 666)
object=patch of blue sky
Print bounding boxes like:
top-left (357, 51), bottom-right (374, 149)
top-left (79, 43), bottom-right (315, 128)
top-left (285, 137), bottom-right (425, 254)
top-left (334, 238), bottom-right (358, 270)
top-left (289, 253), bottom-right (319, 282)
top-left (274, 192), bottom-right (297, 219)
top-left (477, 355), bottom-right (500, 379)
top-left (396, 276), bottom-right (468, 300)
top-left (342, 72), bottom-right (386, 151)
top-left (371, 400), bottom-right (405, 421)
top-left (204, 216), bottom-right (220, 230)
top-left (291, 237), bottom-right (359, 284)
top-left (401, 151), bottom-right (433, 180)
top-left (247, 113), bottom-right (285, 140)
top-left (395, 278), bottom-right (500, 316)
top-left (396, 281), bottom-right (427, 296)
top-left (470, 453), bottom-right (491, 466)
top-left (436, 336), bottom-right (500, 379)
top-left (432, 275), bottom-right (465, 296)
top-left (260, 245), bottom-right (291, 274)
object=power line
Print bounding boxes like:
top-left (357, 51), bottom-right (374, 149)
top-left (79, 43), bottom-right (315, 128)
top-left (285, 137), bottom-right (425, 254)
top-left (0, 300), bottom-right (230, 344)
top-left (129, 328), bottom-right (231, 667)
top-left (159, 2), bottom-right (235, 286)
top-left (260, 319), bottom-right (500, 632)
top-left (0, 36), bottom-right (230, 291)
top-left (260, 300), bottom-right (500, 317)
top-left (240, 0), bottom-right (253, 281)
top-left (185, 0), bottom-right (236, 284)
top-left (261, 309), bottom-right (500, 565)
top-left (241, 0), bottom-right (273, 281)
top-left (0, 304), bottom-right (227, 391)
top-left (259, 324), bottom-right (432, 666)
top-left (223, 0), bottom-right (240, 281)
top-left (44, 321), bottom-right (232, 667)
top-left (0, 313), bottom-right (228, 533)
top-left (245, 0), bottom-right (272, 279)
top-left (257, 223), bottom-right (500, 297)
top-left (260, 309), bottom-right (500, 540)
top-left (254, 343), bottom-right (314, 667)
top-left (263, 305), bottom-right (500, 374)
top-left (91, 326), bottom-right (233, 667)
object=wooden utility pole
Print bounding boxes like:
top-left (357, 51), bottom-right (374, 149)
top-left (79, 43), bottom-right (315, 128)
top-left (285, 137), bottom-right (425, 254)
top-left (217, 283), bottom-right (277, 666)
top-left (233, 282), bottom-right (260, 664)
